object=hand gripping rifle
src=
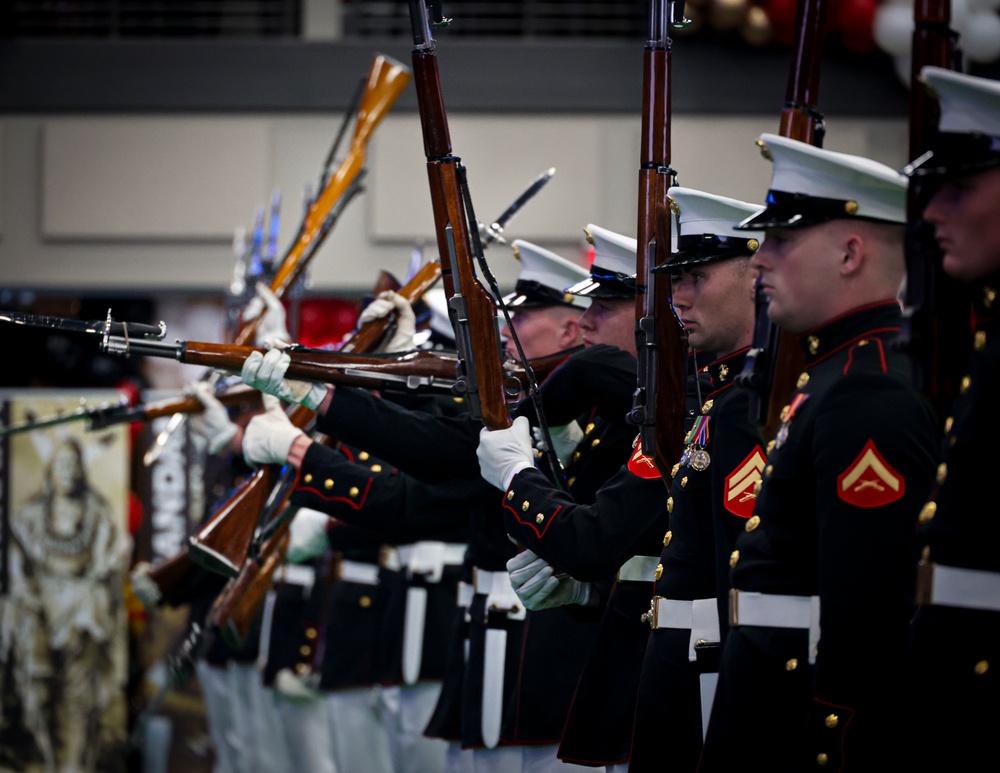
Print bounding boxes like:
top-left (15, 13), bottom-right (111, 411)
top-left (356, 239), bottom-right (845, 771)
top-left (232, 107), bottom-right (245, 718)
top-left (897, 0), bottom-right (968, 427)
top-left (628, 0), bottom-right (690, 480)
top-left (145, 53), bottom-right (412, 463)
top-left (734, 0), bottom-right (828, 441)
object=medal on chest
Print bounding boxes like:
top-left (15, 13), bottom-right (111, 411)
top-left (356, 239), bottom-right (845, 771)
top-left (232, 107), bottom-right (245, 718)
top-left (681, 414), bottom-right (711, 471)
top-left (774, 392), bottom-right (810, 449)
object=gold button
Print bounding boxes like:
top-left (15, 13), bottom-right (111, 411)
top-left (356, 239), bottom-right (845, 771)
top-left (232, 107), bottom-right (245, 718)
top-left (817, 752), bottom-right (829, 766)
top-left (567, 476), bottom-right (576, 487)
top-left (522, 501), bottom-right (530, 512)
top-left (766, 440), bottom-right (776, 454)
top-left (765, 465), bottom-right (773, 478)
top-left (358, 451), bottom-right (370, 461)
top-left (663, 531), bottom-right (672, 547)
top-left (667, 496), bottom-right (674, 514)
top-left (573, 451), bottom-right (581, 461)
top-left (985, 286), bottom-right (996, 308)
top-left (844, 199), bottom-right (859, 215)
top-left (453, 396), bottom-right (464, 403)
top-left (918, 502), bottom-right (937, 523)
top-left (975, 660), bottom-right (989, 675)
top-left (371, 464), bottom-right (382, 472)
top-left (359, 596), bottom-right (372, 608)
top-left (779, 405), bottom-right (790, 421)
top-left (936, 463), bottom-right (947, 485)
top-left (506, 490), bottom-right (514, 500)
top-left (585, 422), bottom-right (595, 435)
top-left (680, 476), bottom-right (689, 488)
top-left (960, 375), bottom-right (971, 395)
top-left (785, 658), bottom-right (798, 671)
top-left (718, 365), bottom-right (729, 382)
top-left (295, 663), bottom-right (309, 674)
top-left (753, 481), bottom-right (762, 497)
top-left (303, 474), bottom-right (313, 483)
top-left (746, 515), bottom-right (760, 532)
top-left (944, 416), bottom-right (954, 433)
top-left (535, 513), bottom-right (544, 524)
top-left (324, 479), bottom-right (334, 489)
top-left (349, 486), bottom-right (359, 497)
top-left (654, 563), bottom-right (663, 581)
top-left (729, 550), bottom-right (739, 568)
top-left (299, 645), bottom-right (311, 656)
top-left (591, 438), bottom-right (601, 447)
top-left (975, 330), bottom-right (987, 351)
top-left (808, 335), bottom-right (820, 355)
top-left (305, 627), bottom-right (318, 639)
top-left (796, 372), bottom-right (810, 389)
top-left (671, 463), bottom-right (680, 478)
top-left (824, 714), bottom-right (839, 729)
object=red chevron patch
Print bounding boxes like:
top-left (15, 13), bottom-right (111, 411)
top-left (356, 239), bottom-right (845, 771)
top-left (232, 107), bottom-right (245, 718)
top-left (836, 440), bottom-right (904, 508)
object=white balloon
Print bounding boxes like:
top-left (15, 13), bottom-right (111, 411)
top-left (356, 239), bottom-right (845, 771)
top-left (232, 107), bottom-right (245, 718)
top-left (874, 4), bottom-right (914, 57)
top-left (959, 12), bottom-right (1000, 62)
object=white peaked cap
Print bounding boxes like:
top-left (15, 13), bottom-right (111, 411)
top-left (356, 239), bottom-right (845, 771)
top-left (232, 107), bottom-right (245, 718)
top-left (739, 133), bottom-right (907, 229)
top-left (923, 66), bottom-right (1000, 136)
top-left (655, 186), bottom-right (764, 272)
top-left (502, 239), bottom-right (590, 310)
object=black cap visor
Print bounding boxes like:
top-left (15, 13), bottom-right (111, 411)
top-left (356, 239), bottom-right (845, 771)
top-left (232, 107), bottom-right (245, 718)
top-left (653, 234), bottom-right (759, 275)
top-left (736, 190), bottom-right (861, 230)
top-left (904, 132), bottom-right (1000, 180)
top-left (565, 268), bottom-right (636, 299)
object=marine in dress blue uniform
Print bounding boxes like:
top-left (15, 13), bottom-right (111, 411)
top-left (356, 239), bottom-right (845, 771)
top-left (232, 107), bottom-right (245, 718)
top-left (901, 67), bottom-right (1000, 771)
top-left (698, 136), bottom-right (938, 771)
top-left (630, 188), bottom-right (764, 772)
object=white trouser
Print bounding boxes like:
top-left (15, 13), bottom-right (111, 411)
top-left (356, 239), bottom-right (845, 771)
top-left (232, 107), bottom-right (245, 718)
top-left (227, 662), bottom-right (291, 773)
top-left (271, 691), bottom-right (337, 773)
top-left (472, 744), bottom-right (606, 773)
top-left (379, 682), bottom-right (450, 773)
top-left (446, 741), bottom-right (477, 773)
top-left (325, 685), bottom-right (394, 773)
top-left (196, 661), bottom-right (241, 773)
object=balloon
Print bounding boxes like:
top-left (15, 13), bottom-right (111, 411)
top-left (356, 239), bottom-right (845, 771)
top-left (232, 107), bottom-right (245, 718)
top-left (835, 0), bottom-right (879, 53)
top-left (711, 0), bottom-right (750, 30)
top-left (959, 11), bottom-right (1000, 62)
top-left (873, 2), bottom-right (913, 57)
top-left (764, 0), bottom-right (799, 46)
top-left (741, 4), bottom-right (775, 45)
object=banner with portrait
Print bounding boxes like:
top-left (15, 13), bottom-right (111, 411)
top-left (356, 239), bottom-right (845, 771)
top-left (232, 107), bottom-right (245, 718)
top-left (0, 389), bottom-right (131, 773)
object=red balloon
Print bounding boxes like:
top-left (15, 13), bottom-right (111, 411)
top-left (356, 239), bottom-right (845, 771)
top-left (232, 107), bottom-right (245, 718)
top-left (833, 0), bottom-right (879, 53)
top-left (764, 0), bottom-right (799, 47)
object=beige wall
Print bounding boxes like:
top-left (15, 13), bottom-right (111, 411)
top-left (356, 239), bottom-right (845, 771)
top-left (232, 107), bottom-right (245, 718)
top-left (0, 112), bottom-right (908, 294)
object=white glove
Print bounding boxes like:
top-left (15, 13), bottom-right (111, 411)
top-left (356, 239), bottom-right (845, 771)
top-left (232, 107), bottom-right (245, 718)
top-left (130, 561), bottom-right (162, 608)
top-left (506, 549), bottom-right (590, 611)
top-left (477, 415), bottom-right (535, 490)
top-left (357, 290), bottom-right (416, 353)
top-left (244, 282), bottom-right (291, 347)
top-left (274, 668), bottom-right (320, 703)
top-left (532, 421), bottom-right (585, 466)
top-left (188, 381), bottom-right (239, 454)
top-left (242, 394), bottom-right (307, 468)
top-left (241, 347), bottom-right (328, 410)
top-left (286, 508), bottom-right (330, 563)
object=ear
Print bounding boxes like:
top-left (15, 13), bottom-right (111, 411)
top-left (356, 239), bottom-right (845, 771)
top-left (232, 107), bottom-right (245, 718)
top-left (840, 233), bottom-right (865, 277)
top-left (561, 315), bottom-right (582, 348)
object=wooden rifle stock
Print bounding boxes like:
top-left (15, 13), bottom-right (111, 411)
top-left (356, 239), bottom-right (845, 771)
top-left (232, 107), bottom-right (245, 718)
top-left (898, 0), bottom-right (969, 425)
top-left (745, 0), bottom-right (828, 442)
top-left (631, 0), bottom-right (688, 481)
top-left (409, 0), bottom-right (512, 431)
top-left (233, 54), bottom-right (412, 347)
top-left (208, 515), bottom-right (293, 648)
top-left (187, 404), bottom-right (313, 576)
top-left (146, 548), bottom-right (201, 607)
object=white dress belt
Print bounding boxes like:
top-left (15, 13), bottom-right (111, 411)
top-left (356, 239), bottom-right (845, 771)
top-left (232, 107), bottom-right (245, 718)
top-left (473, 568), bottom-right (526, 620)
top-left (917, 561), bottom-right (1000, 612)
top-left (730, 589), bottom-right (820, 664)
top-left (274, 563), bottom-right (316, 591)
top-left (643, 597), bottom-right (721, 661)
top-left (338, 559), bottom-right (380, 585)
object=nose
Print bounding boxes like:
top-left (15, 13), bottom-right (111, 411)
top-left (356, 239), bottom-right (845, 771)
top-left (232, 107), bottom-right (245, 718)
top-left (578, 306), bottom-right (596, 332)
top-left (922, 187), bottom-right (946, 225)
top-left (750, 241), bottom-right (771, 271)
